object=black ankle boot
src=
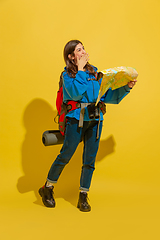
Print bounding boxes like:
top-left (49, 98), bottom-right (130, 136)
top-left (38, 183), bottom-right (55, 208)
top-left (77, 192), bottom-right (91, 212)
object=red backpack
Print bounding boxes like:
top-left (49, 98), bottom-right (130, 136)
top-left (55, 72), bottom-right (67, 136)
top-left (55, 72), bottom-right (80, 136)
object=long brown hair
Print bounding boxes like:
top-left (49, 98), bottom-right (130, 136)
top-left (63, 40), bottom-right (96, 78)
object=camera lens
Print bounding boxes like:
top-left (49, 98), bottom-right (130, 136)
top-left (94, 106), bottom-right (100, 119)
top-left (87, 104), bottom-right (95, 119)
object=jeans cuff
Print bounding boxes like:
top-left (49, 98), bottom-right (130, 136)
top-left (79, 187), bottom-right (89, 192)
top-left (47, 178), bottom-right (57, 184)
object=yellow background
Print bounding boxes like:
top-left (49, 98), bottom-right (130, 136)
top-left (0, 0), bottom-right (160, 239)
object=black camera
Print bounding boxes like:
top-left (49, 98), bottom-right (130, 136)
top-left (87, 103), bottom-right (100, 119)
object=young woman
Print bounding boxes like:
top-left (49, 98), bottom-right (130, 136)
top-left (39, 40), bottom-right (137, 212)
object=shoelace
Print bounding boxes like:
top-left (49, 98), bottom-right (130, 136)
top-left (81, 193), bottom-right (90, 205)
top-left (45, 186), bottom-right (54, 199)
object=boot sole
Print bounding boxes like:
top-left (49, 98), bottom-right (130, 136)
top-left (77, 203), bottom-right (91, 212)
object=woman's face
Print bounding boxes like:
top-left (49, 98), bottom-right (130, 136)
top-left (70, 43), bottom-right (86, 64)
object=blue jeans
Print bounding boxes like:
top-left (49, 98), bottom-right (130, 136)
top-left (47, 118), bottom-right (102, 191)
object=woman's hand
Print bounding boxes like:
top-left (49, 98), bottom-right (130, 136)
top-left (127, 79), bottom-right (137, 89)
top-left (77, 53), bottom-right (89, 71)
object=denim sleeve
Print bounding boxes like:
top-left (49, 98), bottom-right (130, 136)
top-left (100, 85), bottom-right (131, 104)
top-left (63, 71), bottom-right (89, 101)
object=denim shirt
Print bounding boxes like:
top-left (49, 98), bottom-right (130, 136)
top-left (62, 66), bottom-right (131, 121)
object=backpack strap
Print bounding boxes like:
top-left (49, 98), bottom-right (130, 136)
top-left (66, 101), bottom-right (88, 128)
top-left (59, 71), bottom-right (64, 89)
top-left (66, 101), bottom-right (80, 112)
top-left (79, 103), bottom-right (90, 128)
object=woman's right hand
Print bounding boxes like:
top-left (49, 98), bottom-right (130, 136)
top-left (77, 53), bottom-right (89, 71)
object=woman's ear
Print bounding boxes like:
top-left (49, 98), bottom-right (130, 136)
top-left (68, 54), bottom-right (74, 60)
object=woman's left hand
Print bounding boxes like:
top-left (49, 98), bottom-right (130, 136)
top-left (127, 79), bottom-right (137, 89)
